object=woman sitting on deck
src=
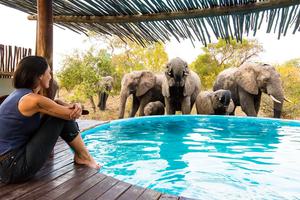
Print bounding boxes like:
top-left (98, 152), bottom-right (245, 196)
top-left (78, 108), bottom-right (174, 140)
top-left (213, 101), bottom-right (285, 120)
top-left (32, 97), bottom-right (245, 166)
top-left (0, 56), bottom-right (100, 184)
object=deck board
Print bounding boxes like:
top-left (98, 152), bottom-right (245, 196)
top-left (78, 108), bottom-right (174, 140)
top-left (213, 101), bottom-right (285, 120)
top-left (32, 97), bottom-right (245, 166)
top-left (0, 120), bottom-right (198, 200)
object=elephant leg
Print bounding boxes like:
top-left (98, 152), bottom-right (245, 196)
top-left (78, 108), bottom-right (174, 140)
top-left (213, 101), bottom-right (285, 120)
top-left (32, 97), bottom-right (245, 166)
top-left (97, 92), bottom-right (101, 109)
top-left (165, 97), bottom-right (175, 115)
top-left (254, 94), bottom-right (261, 114)
top-left (139, 99), bottom-right (150, 116)
top-left (239, 88), bottom-right (257, 116)
top-left (99, 92), bottom-right (108, 111)
top-left (130, 96), bottom-right (140, 117)
top-left (182, 96), bottom-right (191, 114)
top-left (89, 96), bottom-right (96, 113)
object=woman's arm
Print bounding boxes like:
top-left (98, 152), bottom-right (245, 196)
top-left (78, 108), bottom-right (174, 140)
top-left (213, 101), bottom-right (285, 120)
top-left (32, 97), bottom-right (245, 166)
top-left (18, 93), bottom-right (81, 120)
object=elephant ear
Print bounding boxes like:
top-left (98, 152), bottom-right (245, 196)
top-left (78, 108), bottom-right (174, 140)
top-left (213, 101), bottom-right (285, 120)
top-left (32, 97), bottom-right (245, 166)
top-left (235, 65), bottom-right (259, 95)
top-left (197, 92), bottom-right (214, 114)
top-left (136, 71), bottom-right (155, 96)
top-left (183, 72), bottom-right (196, 96)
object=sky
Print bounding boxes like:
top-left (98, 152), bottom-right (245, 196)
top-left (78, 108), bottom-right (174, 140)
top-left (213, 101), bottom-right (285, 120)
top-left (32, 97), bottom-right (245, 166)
top-left (0, 4), bottom-right (300, 72)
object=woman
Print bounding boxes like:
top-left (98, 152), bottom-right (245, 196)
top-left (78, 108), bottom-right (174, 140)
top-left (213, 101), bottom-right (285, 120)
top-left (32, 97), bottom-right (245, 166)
top-left (0, 56), bottom-right (100, 184)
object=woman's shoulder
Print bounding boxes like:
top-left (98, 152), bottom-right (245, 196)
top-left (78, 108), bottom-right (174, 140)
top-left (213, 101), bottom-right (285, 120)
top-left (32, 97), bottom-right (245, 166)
top-left (21, 92), bottom-right (48, 103)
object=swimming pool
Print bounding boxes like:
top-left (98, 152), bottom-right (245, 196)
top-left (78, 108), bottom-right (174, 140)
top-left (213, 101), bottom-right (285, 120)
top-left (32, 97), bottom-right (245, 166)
top-left (82, 115), bottom-right (300, 199)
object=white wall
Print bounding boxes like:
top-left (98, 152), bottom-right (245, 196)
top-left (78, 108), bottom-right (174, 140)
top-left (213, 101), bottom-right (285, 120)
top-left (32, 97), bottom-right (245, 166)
top-left (0, 78), bottom-right (14, 96)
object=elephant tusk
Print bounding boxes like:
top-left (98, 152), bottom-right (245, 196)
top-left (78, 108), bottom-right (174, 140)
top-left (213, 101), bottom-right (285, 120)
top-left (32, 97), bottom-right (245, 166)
top-left (270, 95), bottom-right (281, 104)
top-left (284, 97), bottom-right (292, 103)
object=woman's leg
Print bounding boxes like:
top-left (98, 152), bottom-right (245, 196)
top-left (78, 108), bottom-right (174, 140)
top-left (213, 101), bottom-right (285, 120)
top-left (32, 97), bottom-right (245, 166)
top-left (54, 120), bottom-right (100, 169)
top-left (68, 134), bottom-right (100, 169)
top-left (25, 117), bottom-right (66, 176)
top-left (3, 116), bottom-right (65, 183)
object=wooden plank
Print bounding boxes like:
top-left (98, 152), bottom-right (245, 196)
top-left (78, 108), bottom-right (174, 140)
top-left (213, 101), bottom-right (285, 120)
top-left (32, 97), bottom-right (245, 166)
top-left (0, 160), bottom-right (74, 196)
top-left (17, 167), bottom-right (85, 200)
top-left (117, 185), bottom-right (146, 200)
top-left (179, 197), bottom-right (198, 200)
top-left (159, 194), bottom-right (179, 200)
top-left (53, 142), bottom-right (70, 153)
top-left (0, 163), bottom-right (76, 200)
top-left (36, 167), bottom-right (98, 200)
top-left (137, 189), bottom-right (162, 200)
top-left (75, 176), bottom-right (119, 200)
top-left (96, 181), bottom-right (131, 200)
top-left (36, 156), bottom-right (73, 176)
top-left (55, 173), bottom-right (106, 200)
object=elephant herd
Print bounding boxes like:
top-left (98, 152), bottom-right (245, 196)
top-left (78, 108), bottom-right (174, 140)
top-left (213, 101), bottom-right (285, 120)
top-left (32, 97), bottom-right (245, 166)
top-left (118, 57), bottom-right (290, 119)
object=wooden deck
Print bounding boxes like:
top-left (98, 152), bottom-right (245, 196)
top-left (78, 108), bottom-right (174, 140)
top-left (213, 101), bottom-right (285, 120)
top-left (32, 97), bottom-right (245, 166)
top-left (0, 120), bottom-right (197, 200)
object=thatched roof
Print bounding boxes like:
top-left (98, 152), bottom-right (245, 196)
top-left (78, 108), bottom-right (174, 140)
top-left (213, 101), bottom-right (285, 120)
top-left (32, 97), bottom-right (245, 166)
top-left (0, 0), bottom-right (299, 45)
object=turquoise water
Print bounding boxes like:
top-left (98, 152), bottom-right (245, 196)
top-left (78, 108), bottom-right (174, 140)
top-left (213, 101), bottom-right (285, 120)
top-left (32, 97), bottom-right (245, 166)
top-left (82, 115), bottom-right (300, 200)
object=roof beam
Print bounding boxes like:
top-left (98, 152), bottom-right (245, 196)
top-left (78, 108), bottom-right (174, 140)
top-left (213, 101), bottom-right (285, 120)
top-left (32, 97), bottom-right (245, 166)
top-left (27, 0), bottom-right (300, 23)
top-left (0, 72), bottom-right (14, 76)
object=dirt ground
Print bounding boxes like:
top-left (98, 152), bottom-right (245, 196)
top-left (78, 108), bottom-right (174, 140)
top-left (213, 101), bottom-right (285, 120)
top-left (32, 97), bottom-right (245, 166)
top-left (79, 95), bottom-right (251, 121)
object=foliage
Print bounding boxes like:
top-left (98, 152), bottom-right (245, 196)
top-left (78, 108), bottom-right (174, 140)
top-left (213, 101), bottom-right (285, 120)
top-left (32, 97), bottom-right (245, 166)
top-left (57, 47), bottom-right (114, 102)
top-left (191, 38), bottom-right (263, 89)
top-left (57, 35), bottom-right (168, 103)
top-left (261, 59), bottom-right (300, 119)
top-left (85, 35), bottom-right (168, 91)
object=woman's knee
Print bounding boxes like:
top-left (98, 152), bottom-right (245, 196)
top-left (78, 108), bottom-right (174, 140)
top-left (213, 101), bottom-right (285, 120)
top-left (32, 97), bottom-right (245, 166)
top-left (60, 120), bottom-right (80, 143)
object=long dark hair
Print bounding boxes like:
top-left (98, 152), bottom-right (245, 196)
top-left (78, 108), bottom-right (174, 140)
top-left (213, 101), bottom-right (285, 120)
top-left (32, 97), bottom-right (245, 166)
top-left (13, 56), bottom-right (48, 89)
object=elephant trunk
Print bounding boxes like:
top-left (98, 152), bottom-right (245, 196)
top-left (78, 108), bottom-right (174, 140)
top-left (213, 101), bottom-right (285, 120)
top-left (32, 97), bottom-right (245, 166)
top-left (273, 101), bottom-right (283, 118)
top-left (119, 89), bottom-right (130, 119)
top-left (99, 92), bottom-right (108, 111)
top-left (267, 83), bottom-right (284, 118)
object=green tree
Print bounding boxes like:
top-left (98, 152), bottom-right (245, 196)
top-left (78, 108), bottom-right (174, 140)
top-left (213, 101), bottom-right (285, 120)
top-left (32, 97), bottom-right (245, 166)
top-left (57, 47), bottom-right (114, 111)
top-left (87, 35), bottom-right (168, 91)
top-left (191, 38), bottom-right (263, 89)
top-left (280, 59), bottom-right (300, 117)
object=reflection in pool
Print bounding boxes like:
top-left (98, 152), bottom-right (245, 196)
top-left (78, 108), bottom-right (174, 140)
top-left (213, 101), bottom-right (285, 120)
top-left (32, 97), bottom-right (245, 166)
top-left (82, 115), bottom-right (300, 199)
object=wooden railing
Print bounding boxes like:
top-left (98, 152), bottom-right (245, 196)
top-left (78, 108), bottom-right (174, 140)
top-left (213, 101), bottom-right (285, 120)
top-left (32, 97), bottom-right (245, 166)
top-left (0, 44), bottom-right (32, 78)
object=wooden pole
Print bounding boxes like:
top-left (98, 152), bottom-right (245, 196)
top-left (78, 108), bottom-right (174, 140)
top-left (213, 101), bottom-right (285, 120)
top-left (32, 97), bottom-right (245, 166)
top-left (36, 0), bottom-right (53, 98)
top-left (28, 0), bottom-right (299, 24)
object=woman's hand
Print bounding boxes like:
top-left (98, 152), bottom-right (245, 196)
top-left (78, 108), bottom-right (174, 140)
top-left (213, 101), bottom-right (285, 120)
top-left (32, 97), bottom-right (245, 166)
top-left (68, 103), bottom-right (82, 120)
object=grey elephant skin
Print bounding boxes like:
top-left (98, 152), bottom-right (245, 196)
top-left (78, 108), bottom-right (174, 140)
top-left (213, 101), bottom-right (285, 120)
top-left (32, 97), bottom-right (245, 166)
top-left (97, 76), bottom-right (113, 111)
top-left (162, 57), bottom-right (201, 114)
top-left (196, 89), bottom-right (234, 115)
top-left (119, 71), bottom-right (164, 118)
top-left (213, 62), bottom-right (286, 118)
top-left (144, 101), bottom-right (165, 116)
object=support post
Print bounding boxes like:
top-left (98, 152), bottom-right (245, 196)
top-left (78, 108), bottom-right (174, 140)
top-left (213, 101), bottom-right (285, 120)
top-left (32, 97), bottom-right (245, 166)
top-left (36, 0), bottom-right (53, 98)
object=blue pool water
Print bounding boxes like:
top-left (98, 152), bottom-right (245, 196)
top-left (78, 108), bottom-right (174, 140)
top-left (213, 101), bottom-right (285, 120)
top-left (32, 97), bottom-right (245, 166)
top-left (82, 115), bottom-right (300, 199)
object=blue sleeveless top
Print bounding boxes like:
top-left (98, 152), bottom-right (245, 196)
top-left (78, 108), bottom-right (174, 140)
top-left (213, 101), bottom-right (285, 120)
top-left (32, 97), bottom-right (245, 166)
top-left (0, 89), bottom-right (40, 155)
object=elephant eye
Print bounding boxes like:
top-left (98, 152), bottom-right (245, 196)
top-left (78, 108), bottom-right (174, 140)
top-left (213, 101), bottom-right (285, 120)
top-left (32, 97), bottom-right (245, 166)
top-left (167, 70), bottom-right (173, 77)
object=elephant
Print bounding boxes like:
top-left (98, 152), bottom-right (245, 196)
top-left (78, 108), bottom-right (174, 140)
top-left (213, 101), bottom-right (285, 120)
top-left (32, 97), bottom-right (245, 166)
top-left (213, 62), bottom-right (289, 118)
top-left (162, 57), bottom-right (201, 114)
top-left (119, 70), bottom-right (164, 119)
top-left (144, 101), bottom-right (165, 116)
top-left (196, 89), bottom-right (235, 115)
top-left (97, 76), bottom-right (113, 111)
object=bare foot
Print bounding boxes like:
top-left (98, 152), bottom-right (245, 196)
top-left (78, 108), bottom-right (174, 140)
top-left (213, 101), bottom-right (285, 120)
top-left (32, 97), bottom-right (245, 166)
top-left (74, 154), bottom-right (101, 170)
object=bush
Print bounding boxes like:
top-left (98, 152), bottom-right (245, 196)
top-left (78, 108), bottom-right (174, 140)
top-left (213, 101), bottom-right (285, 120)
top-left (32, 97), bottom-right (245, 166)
top-left (260, 60), bottom-right (300, 119)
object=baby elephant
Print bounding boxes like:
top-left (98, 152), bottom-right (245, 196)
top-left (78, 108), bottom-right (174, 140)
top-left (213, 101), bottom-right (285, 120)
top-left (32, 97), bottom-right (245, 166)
top-left (196, 89), bottom-right (234, 115)
top-left (144, 101), bottom-right (165, 116)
